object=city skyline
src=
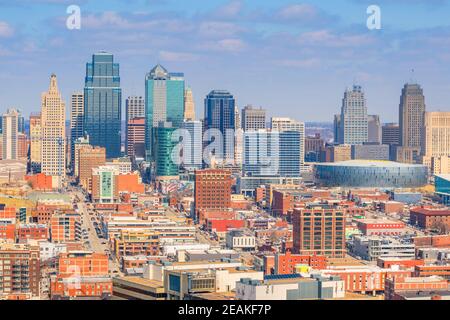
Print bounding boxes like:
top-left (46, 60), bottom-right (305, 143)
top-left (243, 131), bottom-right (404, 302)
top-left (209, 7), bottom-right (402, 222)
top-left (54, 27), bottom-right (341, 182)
top-left (1, 0), bottom-right (450, 121)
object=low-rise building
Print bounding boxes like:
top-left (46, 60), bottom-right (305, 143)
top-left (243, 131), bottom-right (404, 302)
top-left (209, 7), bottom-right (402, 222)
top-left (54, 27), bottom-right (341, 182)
top-left (226, 229), bottom-right (256, 251)
top-left (236, 274), bottom-right (345, 300)
top-left (350, 235), bottom-right (415, 261)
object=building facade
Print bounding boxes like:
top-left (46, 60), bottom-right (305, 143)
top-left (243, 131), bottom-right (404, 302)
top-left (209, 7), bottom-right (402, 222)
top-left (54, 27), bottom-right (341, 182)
top-left (41, 74), bottom-right (66, 188)
top-left (84, 52), bottom-right (122, 159)
top-left (145, 64), bottom-right (185, 161)
top-left (1, 109), bottom-right (19, 160)
top-left (292, 205), bottom-right (346, 258)
top-left (241, 105), bottom-right (266, 131)
top-left (204, 90), bottom-right (236, 163)
top-left (70, 92), bottom-right (84, 170)
top-left (338, 85), bottom-right (368, 145)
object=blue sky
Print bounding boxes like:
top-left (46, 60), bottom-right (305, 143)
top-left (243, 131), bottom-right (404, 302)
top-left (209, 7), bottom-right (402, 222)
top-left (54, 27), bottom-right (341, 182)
top-left (1, 0), bottom-right (450, 122)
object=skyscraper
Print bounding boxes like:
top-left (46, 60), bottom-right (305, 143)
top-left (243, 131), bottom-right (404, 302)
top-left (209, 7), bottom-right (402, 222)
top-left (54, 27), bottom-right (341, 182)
top-left (368, 115), bottom-right (382, 144)
top-left (399, 83), bottom-right (426, 149)
top-left (1, 109), bottom-right (19, 160)
top-left (422, 112), bottom-right (450, 175)
top-left (271, 117), bottom-right (306, 173)
top-left (243, 130), bottom-right (280, 176)
top-left (125, 96), bottom-right (145, 154)
top-left (204, 90), bottom-right (236, 163)
top-left (338, 85), bottom-right (368, 145)
top-left (181, 120), bottom-right (203, 170)
top-left (127, 117), bottom-right (146, 160)
top-left (382, 123), bottom-right (400, 146)
top-left (41, 74), bottom-right (66, 188)
top-left (154, 122), bottom-right (179, 180)
top-left (70, 92), bottom-right (84, 170)
top-left (397, 83), bottom-right (426, 163)
top-left (29, 113), bottom-right (42, 173)
top-left (145, 64), bottom-right (185, 161)
top-left (241, 105), bottom-right (266, 131)
top-left (184, 87), bottom-right (195, 121)
top-left (84, 52), bottom-right (122, 159)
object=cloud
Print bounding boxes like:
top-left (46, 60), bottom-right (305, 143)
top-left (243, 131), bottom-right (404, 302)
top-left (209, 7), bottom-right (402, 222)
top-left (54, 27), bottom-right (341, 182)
top-left (200, 38), bottom-right (247, 53)
top-left (159, 50), bottom-right (200, 62)
top-left (0, 21), bottom-right (14, 37)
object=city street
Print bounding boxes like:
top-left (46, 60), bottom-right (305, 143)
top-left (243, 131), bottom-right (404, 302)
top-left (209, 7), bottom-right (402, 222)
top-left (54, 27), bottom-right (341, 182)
top-left (71, 190), bottom-right (122, 276)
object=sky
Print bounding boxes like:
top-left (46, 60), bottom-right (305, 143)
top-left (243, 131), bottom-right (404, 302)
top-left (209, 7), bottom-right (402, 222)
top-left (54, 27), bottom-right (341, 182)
top-left (1, 0), bottom-right (450, 122)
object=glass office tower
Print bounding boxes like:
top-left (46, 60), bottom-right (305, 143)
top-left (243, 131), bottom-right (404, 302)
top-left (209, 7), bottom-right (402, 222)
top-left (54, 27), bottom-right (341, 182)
top-left (154, 122), bottom-right (179, 179)
top-left (84, 52), bottom-right (122, 159)
top-left (204, 90), bottom-right (236, 162)
top-left (145, 64), bottom-right (185, 161)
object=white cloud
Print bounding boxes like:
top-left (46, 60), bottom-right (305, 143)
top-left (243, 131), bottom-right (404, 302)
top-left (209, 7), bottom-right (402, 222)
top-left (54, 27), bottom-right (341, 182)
top-left (159, 50), bottom-right (200, 62)
top-left (0, 21), bottom-right (14, 37)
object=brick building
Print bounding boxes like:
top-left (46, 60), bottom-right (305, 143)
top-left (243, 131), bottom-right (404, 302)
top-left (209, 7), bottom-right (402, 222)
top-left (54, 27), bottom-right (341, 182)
top-left (114, 230), bottom-right (160, 258)
top-left (0, 242), bottom-right (40, 298)
top-left (194, 169), bottom-right (232, 218)
top-left (410, 207), bottom-right (450, 231)
top-left (78, 145), bottom-right (106, 190)
top-left (50, 213), bottom-right (81, 243)
top-left (385, 276), bottom-right (448, 300)
top-left (50, 251), bottom-right (111, 299)
top-left (16, 224), bottom-right (49, 243)
top-left (292, 205), bottom-right (346, 258)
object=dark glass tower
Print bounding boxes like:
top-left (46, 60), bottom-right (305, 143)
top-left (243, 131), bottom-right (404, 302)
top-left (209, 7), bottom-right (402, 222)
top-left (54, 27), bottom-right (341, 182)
top-left (84, 52), bottom-right (122, 159)
top-left (204, 90), bottom-right (236, 162)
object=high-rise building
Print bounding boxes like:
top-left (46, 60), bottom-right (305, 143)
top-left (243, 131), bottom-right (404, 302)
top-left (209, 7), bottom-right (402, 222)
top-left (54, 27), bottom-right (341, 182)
top-left (241, 105), bottom-right (266, 131)
top-left (145, 64), bottom-right (185, 161)
top-left (399, 83), bottom-right (426, 148)
top-left (17, 133), bottom-right (28, 160)
top-left (70, 92), bottom-right (84, 170)
top-left (243, 130), bottom-right (280, 176)
top-left (73, 136), bottom-right (90, 178)
top-left (305, 134), bottom-right (325, 162)
top-left (204, 90), bottom-right (236, 163)
top-left (422, 112), bottom-right (450, 175)
top-left (338, 85), bottom-right (368, 145)
top-left (29, 113), bottom-right (42, 173)
top-left (271, 117), bottom-right (306, 173)
top-left (333, 114), bottom-right (341, 143)
top-left (368, 115), bottom-right (382, 144)
top-left (125, 96), bottom-right (145, 153)
top-left (194, 169), bottom-right (232, 216)
top-left (17, 115), bottom-right (25, 134)
top-left (1, 109), bottom-right (19, 160)
top-left (126, 96), bottom-right (145, 122)
top-left (154, 122), bottom-right (179, 180)
top-left (84, 52), bottom-right (122, 159)
top-left (78, 145), bottom-right (106, 190)
top-left (181, 120), bottom-right (203, 170)
top-left (397, 83), bottom-right (426, 163)
top-left (126, 117), bottom-right (146, 160)
top-left (292, 205), bottom-right (346, 258)
top-left (184, 87), bottom-right (195, 121)
top-left (41, 74), bottom-right (66, 188)
top-left (382, 123), bottom-right (400, 146)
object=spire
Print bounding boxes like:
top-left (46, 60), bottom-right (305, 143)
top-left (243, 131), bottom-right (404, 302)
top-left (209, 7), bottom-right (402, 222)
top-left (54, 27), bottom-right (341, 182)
top-left (49, 73), bottom-right (58, 93)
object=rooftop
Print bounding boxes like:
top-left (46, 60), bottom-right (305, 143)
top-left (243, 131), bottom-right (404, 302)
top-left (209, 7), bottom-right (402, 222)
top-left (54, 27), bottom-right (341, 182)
top-left (316, 160), bottom-right (426, 168)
